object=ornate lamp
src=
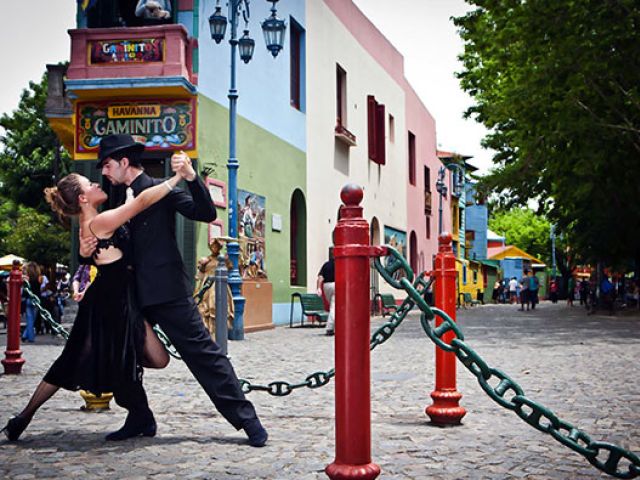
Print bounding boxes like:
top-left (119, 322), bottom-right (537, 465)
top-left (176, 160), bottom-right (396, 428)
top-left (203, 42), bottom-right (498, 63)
top-left (238, 29), bottom-right (255, 64)
top-left (261, 0), bottom-right (286, 57)
top-left (209, 4), bottom-right (227, 44)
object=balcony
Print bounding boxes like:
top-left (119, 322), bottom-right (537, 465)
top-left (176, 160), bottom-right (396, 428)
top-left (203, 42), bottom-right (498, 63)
top-left (334, 120), bottom-right (357, 147)
top-left (66, 25), bottom-right (197, 99)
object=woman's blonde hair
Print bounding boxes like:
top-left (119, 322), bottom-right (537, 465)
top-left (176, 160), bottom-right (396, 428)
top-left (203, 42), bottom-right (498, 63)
top-left (44, 173), bottom-right (84, 224)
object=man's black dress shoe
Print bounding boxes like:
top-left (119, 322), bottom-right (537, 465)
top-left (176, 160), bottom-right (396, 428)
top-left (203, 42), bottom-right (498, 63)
top-left (105, 418), bottom-right (157, 441)
top-left (2, 416), bottom-right (30, 441)
top-left (243, 419), bottom-right (268, 447)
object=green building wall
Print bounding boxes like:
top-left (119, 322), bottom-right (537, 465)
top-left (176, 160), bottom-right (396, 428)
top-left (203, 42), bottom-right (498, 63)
top-left (196, 95), bottom-right (307, 321)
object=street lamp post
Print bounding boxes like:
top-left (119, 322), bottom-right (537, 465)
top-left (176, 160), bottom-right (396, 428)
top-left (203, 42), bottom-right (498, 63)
top-left (435, 166), bottom-right (447, 234)
top-left (209, 0), bottom-right (286, 340)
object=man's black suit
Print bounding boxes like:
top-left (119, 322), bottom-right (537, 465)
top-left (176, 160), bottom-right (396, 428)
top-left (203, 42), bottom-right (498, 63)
top-left (120, 172), bottom-right (258, 430)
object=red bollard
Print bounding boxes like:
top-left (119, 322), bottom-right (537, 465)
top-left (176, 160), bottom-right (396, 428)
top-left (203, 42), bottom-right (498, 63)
top-left (326, 185), bottom-right (381, 480)
top-left (2, 261), bottom-right (25, 374)
top-left (425, 233), bottom-right (466, 425)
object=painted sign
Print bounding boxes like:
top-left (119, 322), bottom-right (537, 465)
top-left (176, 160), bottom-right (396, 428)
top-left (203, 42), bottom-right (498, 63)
top-left (76, 98), bottom-right (196, 155)
top-left (238, 189), bottom-right (267, 278)
top-left (89, 38), bottom-right (164, 64)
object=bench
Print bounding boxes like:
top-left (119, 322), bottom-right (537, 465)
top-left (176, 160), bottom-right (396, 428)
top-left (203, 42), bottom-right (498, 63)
top-left (373, 293), bottom-right (398, 317)
top-left (289, 293), bottom-right (328, 328)
top-left (461, 292), bottom-right (481, 307)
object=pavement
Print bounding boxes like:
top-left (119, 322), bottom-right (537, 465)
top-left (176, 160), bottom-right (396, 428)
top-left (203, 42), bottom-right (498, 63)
top-left (0, 300), bottom-right (638, 479)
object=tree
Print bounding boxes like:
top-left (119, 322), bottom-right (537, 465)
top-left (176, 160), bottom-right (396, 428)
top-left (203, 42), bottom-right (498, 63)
top-left (0, 71), bottom-right (72, 212)
top-left (0, 69), bottom-right (72, 266)
top-left (454, 0), bottom-right (640, 270)
top-left (3, 205), bottom-right (70, 267)
top-left (488, 208), bottom-right (551, 264)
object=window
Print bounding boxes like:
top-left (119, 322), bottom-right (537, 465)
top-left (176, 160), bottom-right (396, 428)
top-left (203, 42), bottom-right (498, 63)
top-left (388, 114), bottom-right (395, 143)
top-left (408, 131), bottom-right (416, 185)
top-left (336, 64), bottom-right (347, 126)
top-left (367, 95), bottom-right (385, 165)
top-left (463, 265), bottom-right (467, 285)
top-left (426, 216), bottom-right (431, 239)
top-left (290, 18), bottom-right (305, 111)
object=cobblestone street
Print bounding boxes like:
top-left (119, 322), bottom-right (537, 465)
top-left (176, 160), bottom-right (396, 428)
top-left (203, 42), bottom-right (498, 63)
top-left (1, 301), bottom-right (639, 479)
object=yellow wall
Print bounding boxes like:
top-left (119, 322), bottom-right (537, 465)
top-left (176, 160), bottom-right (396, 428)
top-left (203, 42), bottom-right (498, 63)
top-left (456, 259), bottom-right (484, 303)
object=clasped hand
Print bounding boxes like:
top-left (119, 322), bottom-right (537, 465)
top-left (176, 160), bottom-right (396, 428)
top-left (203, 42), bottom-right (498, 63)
top-left (171, 151), bottom-right (196, 181)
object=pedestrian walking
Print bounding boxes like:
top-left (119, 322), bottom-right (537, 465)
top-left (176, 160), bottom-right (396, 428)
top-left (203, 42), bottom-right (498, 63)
top-left (317, 248), bottom-right (335, 336)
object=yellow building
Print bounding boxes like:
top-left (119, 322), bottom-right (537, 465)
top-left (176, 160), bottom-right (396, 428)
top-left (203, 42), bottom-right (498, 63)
top-left (456, 258), bottom-right (484, 306)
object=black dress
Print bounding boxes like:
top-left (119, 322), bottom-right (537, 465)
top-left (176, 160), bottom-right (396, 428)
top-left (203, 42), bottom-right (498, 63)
top-left (43, 226), bottom-right (144, 395)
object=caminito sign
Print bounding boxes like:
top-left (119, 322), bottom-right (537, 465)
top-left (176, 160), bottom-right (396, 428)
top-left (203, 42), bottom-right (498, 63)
top-left (89, 38), bottom-right (164, 64)
top-left (75, 98), bottom-right (197, 157)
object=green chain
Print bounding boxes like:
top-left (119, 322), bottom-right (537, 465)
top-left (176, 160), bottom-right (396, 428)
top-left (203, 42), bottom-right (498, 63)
top-left (22, 281), bottom-right (70, 340)
top-left (375, 246), bottom-right (640, 480)
top-left (238, 272), bottom-right (434, 395)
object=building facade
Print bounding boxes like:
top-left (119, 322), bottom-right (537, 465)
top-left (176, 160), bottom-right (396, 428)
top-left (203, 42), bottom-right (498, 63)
top-left (48, 0), bottom-right (446, 329)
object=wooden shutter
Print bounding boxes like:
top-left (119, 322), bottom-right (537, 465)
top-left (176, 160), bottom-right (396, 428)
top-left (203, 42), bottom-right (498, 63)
top-left (375, 103), bottom-right (386, 165)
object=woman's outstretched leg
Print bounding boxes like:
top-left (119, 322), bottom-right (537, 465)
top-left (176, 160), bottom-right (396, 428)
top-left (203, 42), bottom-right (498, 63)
top-left (141, 321), bottom-right (169, 369)
top-left (2, 381), bottom-right (59, 440)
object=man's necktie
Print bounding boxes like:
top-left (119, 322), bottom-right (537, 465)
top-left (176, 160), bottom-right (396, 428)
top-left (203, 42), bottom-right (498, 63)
top-left (125, 187), bottom-right (135, 205)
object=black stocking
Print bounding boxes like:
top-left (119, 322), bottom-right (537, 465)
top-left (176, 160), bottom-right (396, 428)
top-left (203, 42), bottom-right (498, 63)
top-left (18, 381), bottom-right (59, 421)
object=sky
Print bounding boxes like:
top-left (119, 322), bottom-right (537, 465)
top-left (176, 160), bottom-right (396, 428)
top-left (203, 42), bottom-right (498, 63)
top-left (0, 0), bottom-right (494, 173)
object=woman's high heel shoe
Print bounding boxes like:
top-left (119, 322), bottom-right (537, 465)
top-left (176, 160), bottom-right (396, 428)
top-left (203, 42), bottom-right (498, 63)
top-left (2, 416), bottom-right (30, 441)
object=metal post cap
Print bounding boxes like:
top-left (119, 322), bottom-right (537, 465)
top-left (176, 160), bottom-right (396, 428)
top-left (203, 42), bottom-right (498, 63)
top-left (438, 232), bottom-right (453, 244)
top-left (340, 184), bottom-right (363, 206)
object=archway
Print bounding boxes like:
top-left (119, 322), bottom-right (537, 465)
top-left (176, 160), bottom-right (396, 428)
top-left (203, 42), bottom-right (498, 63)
top-left (290, 189), bottom-right (307, 286)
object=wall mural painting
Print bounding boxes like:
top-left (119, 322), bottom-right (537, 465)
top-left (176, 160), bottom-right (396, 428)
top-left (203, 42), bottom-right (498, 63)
top-left (238, 189), bottom-right (267, 279)
top-left (384, 225), bottom-right (408, 281)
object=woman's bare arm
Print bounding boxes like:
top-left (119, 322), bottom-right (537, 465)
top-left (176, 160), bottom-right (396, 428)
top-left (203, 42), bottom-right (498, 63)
top-left (89, 172), bottom-right (182, 238)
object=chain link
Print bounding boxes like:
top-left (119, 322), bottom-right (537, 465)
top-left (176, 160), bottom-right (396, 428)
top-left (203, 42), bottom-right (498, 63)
top-left (22, 281), bottom-right (70, 340)
top-left (375, 246), bottom-right (640, 479)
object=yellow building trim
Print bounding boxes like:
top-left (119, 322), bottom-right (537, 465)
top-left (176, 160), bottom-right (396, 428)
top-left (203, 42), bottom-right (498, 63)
top-left (488, 245), bottom-right (544, 264)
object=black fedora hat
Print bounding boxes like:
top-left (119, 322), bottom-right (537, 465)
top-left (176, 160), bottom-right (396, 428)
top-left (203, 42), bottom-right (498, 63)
top-left (97, 134), bottom-right (145, 168)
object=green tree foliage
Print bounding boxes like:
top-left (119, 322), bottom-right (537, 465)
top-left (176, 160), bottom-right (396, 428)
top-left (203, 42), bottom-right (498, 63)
top-left (0, 71), bottom-right (72, 265)
top-left (489, 208), bottom-right (550, 263)
top-left (0, 71), bottom-right (71, 211)
top-left (454, 1), bottom-right (640, 267)
top-left (3, 205), bottom-right (70, 267)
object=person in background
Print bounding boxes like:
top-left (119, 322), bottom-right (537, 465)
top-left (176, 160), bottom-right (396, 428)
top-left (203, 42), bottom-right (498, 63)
top-left (492, 279), bottom-right (501, 304)
top-left (527, 270), bottom-right (540, 309)
top-left (600, 273), bottom-right (615, 315)
top-left (508, 277), bottom-right (518, 304)
top-left (519, 270), bottom-right (530, 311)
top-left (579, 277), bottom-right (590, 306)
top-left (71, 264), bottom-right (98, 303)
top-left (549, 279), bottom-right (559, 303)
top-left (567, 275), bottom-right (575, 307)
top-left (317, 248), bottom-right (335, 336)
top-left (55, 270), bottom-right (70, 318)
top-left (21, 262), bottom-right (41, 343)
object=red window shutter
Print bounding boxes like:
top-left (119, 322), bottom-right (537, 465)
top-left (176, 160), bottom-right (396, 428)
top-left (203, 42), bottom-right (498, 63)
top-left (376, 103), bottom-right (386, 165)
top-left (367, 95), bottom-right (377, 161)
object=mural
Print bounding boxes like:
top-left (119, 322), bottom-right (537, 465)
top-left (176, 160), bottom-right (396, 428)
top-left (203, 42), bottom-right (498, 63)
top-left (384, 226), bottom-right (408, 281)
top-left (238, 189), bottom-right (267, 279)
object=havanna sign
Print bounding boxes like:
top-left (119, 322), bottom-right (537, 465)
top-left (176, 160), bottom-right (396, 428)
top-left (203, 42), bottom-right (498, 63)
top-left (89, 38), bottom-right (164, 64)
top-left (75, 98), bottom-right (196, 157)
